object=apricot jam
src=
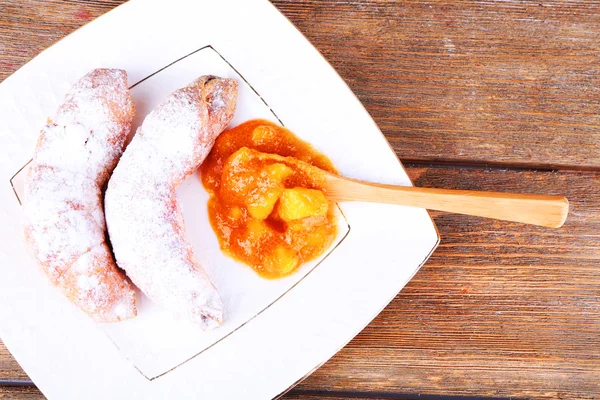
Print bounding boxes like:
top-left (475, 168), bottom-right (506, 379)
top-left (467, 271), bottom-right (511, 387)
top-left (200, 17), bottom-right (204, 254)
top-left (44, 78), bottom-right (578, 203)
top-left (200, 119), bottom-right (337, 279)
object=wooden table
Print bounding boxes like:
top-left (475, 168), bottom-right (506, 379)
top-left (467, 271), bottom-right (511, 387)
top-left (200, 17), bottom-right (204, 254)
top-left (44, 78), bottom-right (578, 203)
top-left (1, 1), bottom-right (599, 399)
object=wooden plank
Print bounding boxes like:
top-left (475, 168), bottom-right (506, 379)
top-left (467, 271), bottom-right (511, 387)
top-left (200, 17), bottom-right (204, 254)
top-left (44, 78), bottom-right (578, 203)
top-left (0, 345), bottom-right (28, 381)
top-left (284, 393), bottom-right (396, 400)
top-left (0, 0), bottom-right (123, 80)
top-left (293, 165), bottom-right (600, 399)
top-left (0, 386), bottom-right (43, 400)
top-left (1, 1), bottom-right (599, 169)
top-left (273, 0), bottom-right (600, 169)
top-left (3, 166), bottom-right (599, 399)
top-left (0, 386), bottom-right (416, 400)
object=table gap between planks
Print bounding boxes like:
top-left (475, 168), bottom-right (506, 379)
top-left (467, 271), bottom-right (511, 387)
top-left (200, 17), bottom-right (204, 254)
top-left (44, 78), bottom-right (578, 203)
top-left (1, 1), bottom-right (598, 399)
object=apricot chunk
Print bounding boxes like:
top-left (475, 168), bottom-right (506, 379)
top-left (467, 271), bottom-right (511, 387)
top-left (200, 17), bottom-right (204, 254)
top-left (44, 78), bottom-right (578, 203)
top-left (264, 245), bottom-right (299, 275)
top-left (277, 187), bottom-right (328, 221)
top-left (247, 187), bottom-right (283, 220)
top-left (244, 163), bottom-right (293, 219)
top-left (264, 163), bottom-right (293, 183)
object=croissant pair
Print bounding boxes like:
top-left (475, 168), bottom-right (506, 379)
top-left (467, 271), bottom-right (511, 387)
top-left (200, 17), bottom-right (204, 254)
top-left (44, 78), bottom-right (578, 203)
top-left (23, 69), bottom-right (238, 329)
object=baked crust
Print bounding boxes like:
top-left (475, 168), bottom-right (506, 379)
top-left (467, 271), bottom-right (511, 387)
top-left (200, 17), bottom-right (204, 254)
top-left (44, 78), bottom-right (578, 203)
top-left (105, 76), bottom-right (237, 329)
top-left (23, 69), bottom-right (137, 322)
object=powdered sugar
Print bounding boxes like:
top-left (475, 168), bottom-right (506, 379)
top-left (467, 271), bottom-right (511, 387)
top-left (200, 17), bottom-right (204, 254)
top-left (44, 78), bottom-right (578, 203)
top-left (105, 76), bottom-right (237, 329)
top-left (57, 243), bottom-right (136, 321)
top-left (23, 69), bottom-right (137, 322)
top-left (77, 273), bottom-right (100, 291)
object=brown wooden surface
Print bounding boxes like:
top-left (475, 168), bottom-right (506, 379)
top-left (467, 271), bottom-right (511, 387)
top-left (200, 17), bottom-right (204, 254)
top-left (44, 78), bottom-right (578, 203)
top-left (0, 386), bottom-right (42, 400)
top-left (1, 1), bottom-right (599, 399)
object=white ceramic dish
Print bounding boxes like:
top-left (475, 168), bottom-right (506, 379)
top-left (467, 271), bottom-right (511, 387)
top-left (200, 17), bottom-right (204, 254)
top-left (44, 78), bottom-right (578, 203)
top-left (10, 45), bottom-right (352, 380)
top-left (0, 0), bottom-right (439, 398)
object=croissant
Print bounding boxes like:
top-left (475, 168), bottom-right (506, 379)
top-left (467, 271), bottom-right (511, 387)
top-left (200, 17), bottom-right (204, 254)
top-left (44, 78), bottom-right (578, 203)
top-left (105, 76), bottom-right (238, 329)
top-left (23, 69), bottom-right (137, 322)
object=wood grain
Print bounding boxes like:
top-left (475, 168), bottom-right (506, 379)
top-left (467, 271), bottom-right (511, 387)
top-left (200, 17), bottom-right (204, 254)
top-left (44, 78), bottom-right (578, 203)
top-left (284, 394), bottom-right (404, 400)
top-left (0, 386), bottom-right (43, 400)
top-left (275, 0), bottom-right (600, 169)
top-left (294, 166), bottom-right (600, 399)
top-left (2, 0), bottom-right (599, 169)
top-left (0, 0), bottom-right (123, 80)
top-left (0, 345), bottom-right (27, 381)
top-left (1, 1), bottom-right (600, 399)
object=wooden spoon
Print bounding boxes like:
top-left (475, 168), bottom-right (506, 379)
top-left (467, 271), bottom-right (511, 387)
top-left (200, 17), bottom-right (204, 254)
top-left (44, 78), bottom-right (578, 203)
top-left (242, 148), bottom-right (569, 228)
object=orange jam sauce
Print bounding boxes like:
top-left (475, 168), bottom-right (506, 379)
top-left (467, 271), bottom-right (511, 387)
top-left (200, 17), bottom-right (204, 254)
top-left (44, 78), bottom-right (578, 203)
top-left (200, 119), bottom-right (338, 279)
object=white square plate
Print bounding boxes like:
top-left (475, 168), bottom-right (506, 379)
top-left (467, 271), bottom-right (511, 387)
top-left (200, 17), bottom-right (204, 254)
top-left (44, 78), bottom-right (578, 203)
top-left (10, 45), bottom-right (351, 380)
top-left (0, 0), bottom-right (439, 398)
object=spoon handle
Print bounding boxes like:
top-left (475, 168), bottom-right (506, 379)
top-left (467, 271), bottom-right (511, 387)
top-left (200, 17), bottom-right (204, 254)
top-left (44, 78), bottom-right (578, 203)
top-left (323, 174), bottom-right (569, 228)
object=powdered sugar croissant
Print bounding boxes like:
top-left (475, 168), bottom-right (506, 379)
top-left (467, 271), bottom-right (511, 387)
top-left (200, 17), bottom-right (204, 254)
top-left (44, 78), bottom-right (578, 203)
top-left (23, 69), bottom-right (137, 322)
top-left (105, 76), bottom-right (238, 329)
